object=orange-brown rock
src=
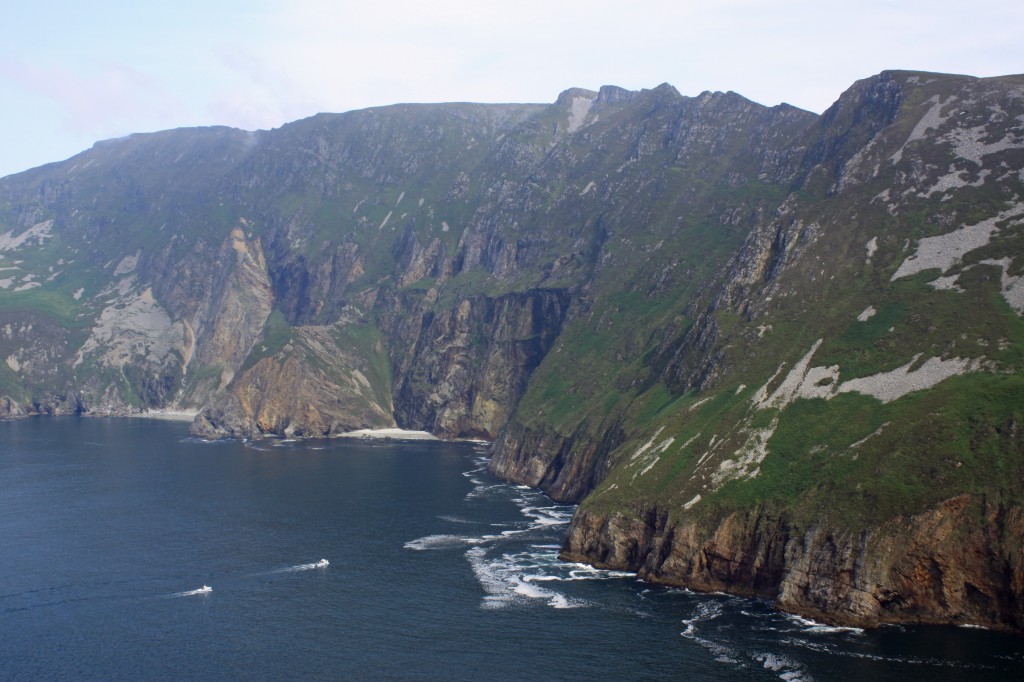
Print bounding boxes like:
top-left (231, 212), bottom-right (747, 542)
top-left (562, 495), bottom-right (1024, 633)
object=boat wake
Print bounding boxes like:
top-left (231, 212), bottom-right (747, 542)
top-left (436, 515), bottom-right (476, 524)
top-left (171, 585), bottom-right (212, 597)
top-left (272, 559), bottom-right (329, 573)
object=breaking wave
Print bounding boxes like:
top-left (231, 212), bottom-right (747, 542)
top-left (405, 454), bottom-right (635, 612)
top-left (401, 449), bottom-right (1022, 679)
top-left (403, 535), bottom-right (486, 550)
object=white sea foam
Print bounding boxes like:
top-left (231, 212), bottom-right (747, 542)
top-left (463, 469), bottom-right (507, 500)
top-left (681, 600), bottom-right (722, 635)
top-left (567, 566), bottom-right (637, 581)
top-left (421, 450), bottom-right (631, 610)
top-left (512, 578), bottom-right (555, 600)
top-left (784, 613), bottom-right (864, 635)
top-left (520, 506), bottom-right (573, 526)
top-left (783, 636), bottom-right (999, 670)
top-left (516, 580), bottom-right (583, 609)
top-left (681, 601), bottom-right (822, 677)
top-left (522, 573), bottom-right (561, 582)
top-left (754, 652), bottom-right (813, 681)
top-left (680, 601), bottom-right (743, 663)
top-left (404, 534), bottom-right (485, 550)
top-left (467, 547), bottom-right (585, 610)
top-left (466, 546), bottom-right (514, 609)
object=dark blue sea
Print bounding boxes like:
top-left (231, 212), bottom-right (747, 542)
top-left (1, 417), bottom-right (1022, 680)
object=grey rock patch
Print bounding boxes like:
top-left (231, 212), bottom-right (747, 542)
top-left (891, 207), bottom-right (1023, 281)
top-left (837, 355), bottom-right (982, 403)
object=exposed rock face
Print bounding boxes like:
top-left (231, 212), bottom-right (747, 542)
top-left (179, 226), bottom-right (275, 406)
top-left (191, 352), bottom-right (390, 440)
top-left (192, 320), bottom-right (395, 438)
top-left (778, 496), bottom-right (1024, 630)
top-left (385, 289), bottom-right (572, 439)
top-left (2, 70), bottom-right (1024, 631)
top-left (0, 395), bottom-right (29, 418)
top-left (563, 495), bottom-right (1024, 632)
top-left (489, 417), bottom-right (625, 503)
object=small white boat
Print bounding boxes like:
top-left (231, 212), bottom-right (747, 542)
top-left (198, 585), bottom-right (212, 593)
top-left (315, 559), bottom-right (329, 567)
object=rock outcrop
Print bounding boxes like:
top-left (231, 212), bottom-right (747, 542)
top-left (563, 495), bottom-right (1024, 632)
top-left (192, 319), bottom-right (395, 439)
top-left (385, 289), bottom-right (572, 439)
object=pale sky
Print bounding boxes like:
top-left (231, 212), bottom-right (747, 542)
top-left (1, 0), bottom-right (1021, 179)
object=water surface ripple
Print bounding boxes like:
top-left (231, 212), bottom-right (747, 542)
top-left (1, 417), bottom-right (1021, 680)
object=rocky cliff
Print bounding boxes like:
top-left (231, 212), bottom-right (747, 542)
top-left (551, 71), bottom-right (1024, 633)
top-left (2, 69), bottom-right (1023, 631)
top-left (563, 494), bottom-right (1024, 632)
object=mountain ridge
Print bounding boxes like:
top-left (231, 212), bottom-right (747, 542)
top-left (2, 69), bottom-right (1023, 632)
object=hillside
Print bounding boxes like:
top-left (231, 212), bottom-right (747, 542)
top-left (1, 70), bottom-right (1023, 631)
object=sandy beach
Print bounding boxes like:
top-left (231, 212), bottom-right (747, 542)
top-left (131, 410), bottom-right (199, 422)
top-left (336, 428), bottom-right (437, 441)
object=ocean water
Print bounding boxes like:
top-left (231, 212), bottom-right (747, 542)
top-left (1, 417), bottom-right (1022, 681)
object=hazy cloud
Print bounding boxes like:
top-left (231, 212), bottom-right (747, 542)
top-left (0, 59), bottom-right (173, 133)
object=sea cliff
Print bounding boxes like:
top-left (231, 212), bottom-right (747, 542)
top-left (2, 70), bottom-right (1023, 631)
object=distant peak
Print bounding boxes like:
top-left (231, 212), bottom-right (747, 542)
top-left (649, 82), bottom-right (681, 98)
top-left (595, 85), bottom-right (636, 105)
top-left (555, 88), bottom-right (598, 106)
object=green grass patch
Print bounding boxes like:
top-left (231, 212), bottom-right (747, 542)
top-left (0, 361), bottom-right (26, 399)
top-left (0, 288), bottom-right (92, 329)
top-left (239, 310), bottom-right (293, 373)
top-left (630, 382), bottom-right (687, 426)
top-left (703, 372), bottom-right (1024, 529)
top-left (331, 319), bottom-right (393, 410)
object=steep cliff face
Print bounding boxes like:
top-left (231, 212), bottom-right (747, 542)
top-left (563, 494), bottom-right (1024, 632)
top-left (485, 85), bottom-right (819, 499)
top-left (549, 70), bottom-right (1024, 632)
top-left (2, 70), bottom-right (1024, 631)
top-left (178, 226), bottom-right (275, 406)
top-left (384, 288), bottom-right (572, 439)
top-left (192, 317), bottom-right (395, 438)
top-left (489, 416), bottom-right (625, 502)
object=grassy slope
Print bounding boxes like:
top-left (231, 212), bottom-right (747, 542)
top-left (571, 72), bottom-right (1024, 534)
